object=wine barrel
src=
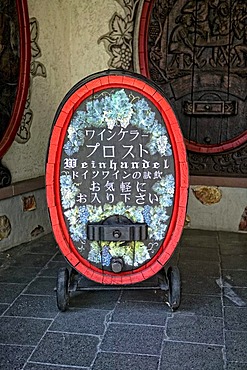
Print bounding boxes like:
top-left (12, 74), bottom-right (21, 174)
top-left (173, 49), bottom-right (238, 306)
top-left (46, 70), bottom-right (188, 285)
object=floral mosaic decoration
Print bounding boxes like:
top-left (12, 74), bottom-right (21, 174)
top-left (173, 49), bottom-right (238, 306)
top-left (60, 89), bottom-right (175, 267)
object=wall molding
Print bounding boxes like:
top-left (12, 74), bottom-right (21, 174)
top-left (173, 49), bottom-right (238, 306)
top-left (0, 176), bottom-right (45, 200)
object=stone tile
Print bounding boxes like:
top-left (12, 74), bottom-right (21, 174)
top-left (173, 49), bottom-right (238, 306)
top-left (25, 364), bottom-right (88, 370)
top-left (220, 244), bottom-right (247, 256)
top-left (225, 331), bottom-right (247, 363)
top-left (24, 277), bottom-right (57, 295)
top-left (160, 341), bottom-right (223, 370)
top-left (218, 231), bottom-right (247, 246)
top-left (180, 246), bottom-right (219, 262)
top-left (0, 283), bottom-right (26, 304)
top-left (180, 230), bottom-right (218, 248)
top-left (4, 253), bottom-right (52, 269)
top-left (221, 255), bottom-right (247, 270)
top-left (100, 323), bottom-right (164, 355)
top-left (30, 332), bottom-right (99, 367)
top-left (70, 290), bottom-right (121, 310)
top-left (112, 300), bottom-right (170, 325)
top-left (167, 315), bottom-right (224, 345)
top-left (4, 295), bottom-right (58, 319)
top-left (224, 307), bottom-right (247, 331)
top-left (181, 275), bottom-right (221, 296)
top-left (0, 267), bottom-right (40, 283)
top-left (0, 303), bottom-right (8, 315)
top-left (176, 294), bottom-right (222, 317)
top-left (226, 362), bottom-right (247, 369)
top-left (50, 308), bottom-right (109, 335)
top-left (0, 317), bottom-right (51, 345)
top-left (92, 352), bottom-right (159, 370)
top-left (27, 233), bottom-right (58, 255)
top-left (39, 261), bottom-right (69, 277)
top-left (0, 344), bottom-right (33, 370)
top-left (178, 261), bottom-right (220, 278)
top-left (120, 289), bottom-right (165, 303)
top-left (222, 271), bottom-right (247, 288)
top-left (51, 252), bottom-right (65, 262)
top-left (223, 287), bottom-right (247, 307)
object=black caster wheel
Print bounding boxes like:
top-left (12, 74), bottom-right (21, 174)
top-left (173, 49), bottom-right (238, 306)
top-left (56, 267), bottom-right (69, 311)
top-left (167, 266), bottom-right (181, 311)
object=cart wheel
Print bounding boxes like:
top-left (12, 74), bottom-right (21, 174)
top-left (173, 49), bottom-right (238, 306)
top-left (56, 267), bottom-right (69, 311)
top-left (167, 266), bottom-right (181, 311)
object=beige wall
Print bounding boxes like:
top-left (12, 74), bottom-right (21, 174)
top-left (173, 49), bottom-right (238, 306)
top-left (187, 187), bottom-right (247, 232)
top-left (3, 0), bottom-right (122, 183)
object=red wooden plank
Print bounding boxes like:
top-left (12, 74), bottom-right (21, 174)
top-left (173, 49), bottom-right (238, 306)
top-left (76, 85), bottom-right (89, 98)
top-left (85, 78), bottom-right (102, 91)
top-left (150, 261), bottom-right (163, 275)
top-left (120, 275), bottom-right (133, 285)
top-left (142, 84), bottom-right (156, 96)
top-left (46, 188), bottom-right (55, 207)
top-left (47, 145), bottom-right (57, 164)
top-left (157, 251), bottom-right (171, 266)
top-left (152, 91), bottom-right (164, 103)
top-left (129, 272), bottom-right (145, 284)
top-left (99, 76), bottom-right (110, 87)
top-left (91, 271), bottom-right (104, 284)
top-left (122, 75), bottom-right (135, 86)
top-left (159, 99), bottom-right (173, 113)
top-left (49, 207), bottom-right (59, 226)
top-left (62, 99), bottom-right (74, 114)
top-left (69, 92), bottom-right (81, 104)
top-left (45, 163), bottom-right (54, 185)
top-left (141, 266), bottom-right (157, 280)
top-left (179, 188), bottom-right (189, 208)
top-left (66, 252), bottom-right (80, 267)
top-left (55, 111), bottom-right (69, 128)
top-left (108, 75), bottom-right (124, 84)
top-left (102, 274), bottom-right (113, 285)
top-left (49, 126), bottom-right (62, 146)
top-left (133, 79), bottom-right (146, 90)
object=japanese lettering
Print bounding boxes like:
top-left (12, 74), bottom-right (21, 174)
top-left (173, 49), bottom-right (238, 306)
top-left (62, 125), bottom-right (173, 207)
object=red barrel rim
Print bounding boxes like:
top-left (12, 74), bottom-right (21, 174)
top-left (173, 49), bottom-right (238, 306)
top-left (46, 71), bottom-right (188, 284)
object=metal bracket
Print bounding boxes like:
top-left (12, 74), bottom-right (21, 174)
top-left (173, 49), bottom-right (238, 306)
top-left (184, 100), bottom-right (238, 116)
top-left (87, 215), bottom-right (148, 241)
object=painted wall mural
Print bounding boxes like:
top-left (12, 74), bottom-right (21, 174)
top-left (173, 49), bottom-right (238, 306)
top-left (16, 17), bottom-right (47, 144)
top-left (191, 185), bottom-right (222, 205)
top-left (0, 215), bottom-right (11, 241)
top-left (99, 0), bottom-right (140, 71)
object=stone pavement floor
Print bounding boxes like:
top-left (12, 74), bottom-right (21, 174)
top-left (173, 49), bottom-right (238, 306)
top-left (0, 229), bottom-right (247, 370)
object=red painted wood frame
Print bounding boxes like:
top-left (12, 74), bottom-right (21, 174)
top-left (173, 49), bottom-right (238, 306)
top-left (138, 0), bottom-right (247, 154)
top-left (46, 71), bottom-right (189, 285)
top-left (0, 0), bottom-right (31, 158)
